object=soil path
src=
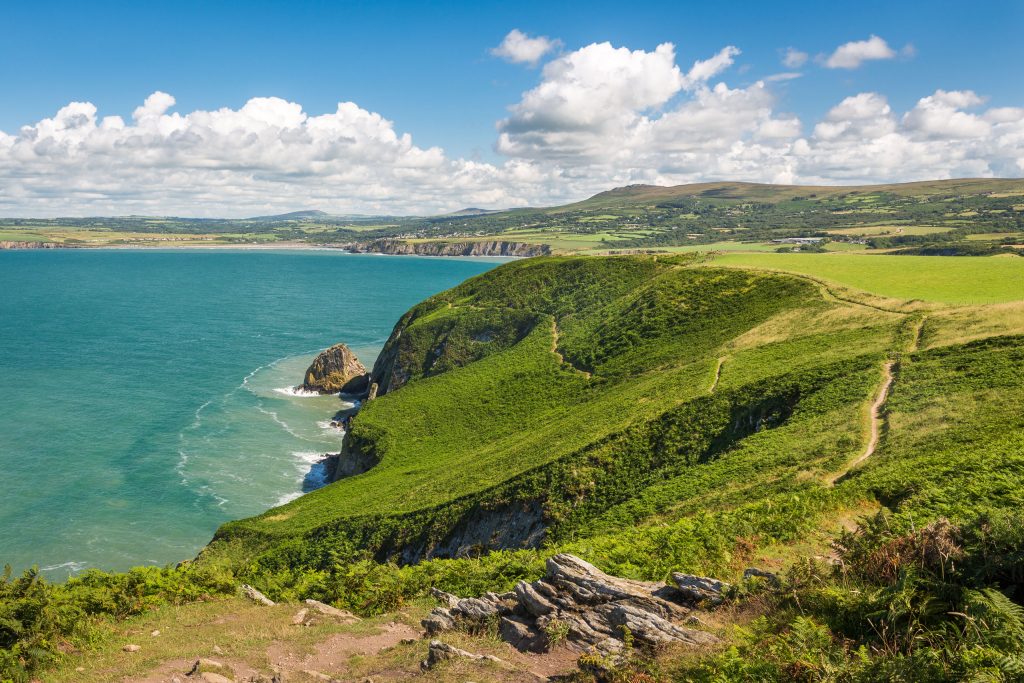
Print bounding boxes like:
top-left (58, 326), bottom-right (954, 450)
top-left (829, 361), bottom-right (895, 486)
top-left (708, 356), bottom-right (726, 393)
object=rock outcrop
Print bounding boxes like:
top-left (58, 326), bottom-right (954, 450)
top-left (302, 344), bottom-right (370, 395)
top-left (423, 554), bottom-right (720, 656)
top-left (325, 446), bottom-right (379, 483)
top-left (343, 240), bottom-right (550, 258)
top-left (420, 640), bottom-right (504, 670)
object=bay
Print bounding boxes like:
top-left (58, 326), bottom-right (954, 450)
top-left (0, 249), bottom-right (502, 576)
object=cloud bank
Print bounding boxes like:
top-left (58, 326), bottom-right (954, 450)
top-left (1, 38), bottom-right (1022, 216)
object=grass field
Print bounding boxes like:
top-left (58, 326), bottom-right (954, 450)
top-left (709, 252), bottom-right (1024, 304)
top-left (0, 226), bottom-right (282, 245)
top-left (967, 231), bottom-right (1024, 241)
top-left (825, 225), bottom-right (953, 237)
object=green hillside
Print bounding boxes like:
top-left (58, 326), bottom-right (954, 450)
top-left (205, 253), bottom-right (1024, 678)
top-left (403, 178), bottom-right (1024, 255)
top-left (6, 253), bottom-right (1024, 681)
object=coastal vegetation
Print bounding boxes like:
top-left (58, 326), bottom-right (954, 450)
top-left (2, 250), bottom-right (1023, 681)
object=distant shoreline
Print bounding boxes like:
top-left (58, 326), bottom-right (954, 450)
top-left (0, 241), bottom-right (523, 262)
top-left (1, 239), bottom-right (538, 258)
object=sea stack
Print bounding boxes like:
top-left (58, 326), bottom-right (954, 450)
top-left (302, 344), bottom-right (370, 395)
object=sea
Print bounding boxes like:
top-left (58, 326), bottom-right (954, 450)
top-left (0, 248), bottom-right (503, 576)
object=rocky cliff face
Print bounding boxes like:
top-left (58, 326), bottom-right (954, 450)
top-left (0, 241), bottom-right (66, 250)
top-left (344, 240), bottom-right (550, 258)
top-left (302, 344), bottom-right (370, 394)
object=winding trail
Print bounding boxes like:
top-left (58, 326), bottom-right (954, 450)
top-left (829, 361), bottom-right (895, 486)
top-left (550, 318), bottom-right (591, 378)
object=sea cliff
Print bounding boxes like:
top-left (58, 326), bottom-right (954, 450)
top-left (342, 239), bottom-right (550, 257)
top-left (0, 240), bottom-right (67, 250)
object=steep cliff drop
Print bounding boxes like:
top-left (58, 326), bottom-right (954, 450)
top-left (301, 344), bottom-right (370, 395)
top-left (343, 239), bottom-right (551, 257)
top-left (0, 241), bottom-right (66, 250)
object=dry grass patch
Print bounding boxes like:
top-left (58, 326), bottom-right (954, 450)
top-left (921, 302), bottom-right (1024, 350)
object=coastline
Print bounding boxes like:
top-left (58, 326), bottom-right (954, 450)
top-left (1, 241), bottom-right (533, 259)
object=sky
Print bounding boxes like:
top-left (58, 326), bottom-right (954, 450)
top-left (1, 0), bottom-right (1022, 217)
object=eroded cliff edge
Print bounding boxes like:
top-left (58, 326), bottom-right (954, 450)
top-left (342, 239), bottom-right (550, 257)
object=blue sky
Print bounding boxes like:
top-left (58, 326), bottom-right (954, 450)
top-left (1, 0), bottom-right (1022, 216)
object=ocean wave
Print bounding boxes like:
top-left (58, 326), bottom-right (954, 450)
top-left (275, 491), bottom-right (303, 506)
top-left (293, 450), bottom-right (332, 496)
top-left (254, 405), bottom-right (304, 439)
top-left (41, 560), bottom-right (88, 574)
top-left (274, 385), bottom-right (325, 398)
top-left (273, 451), bottom-right (330, 506)
top-left (317, 419), bottom-right (347, 432)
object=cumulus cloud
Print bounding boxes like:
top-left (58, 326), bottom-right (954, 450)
top-left (1, 39), bottom-right (1022, 217)
top-left (782, 47), bottom-right (808, 68)
top-left (0, 93), bottom-right (579, 216)
top-left (824, 35), bottom-right (897, 69)
top-left (681, 46), bottom-right (741, 88)
top-left (796, 89), bottom-right (1023, 181)
top-left (490, 29), bottom-right (560, 66)
top-left (902, 90), bottom-right (989, 138)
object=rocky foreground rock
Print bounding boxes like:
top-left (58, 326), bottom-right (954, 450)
top-left (302, 344), bottom-right (370, 395)
top-left (423, 553), bottom-right (723, 656)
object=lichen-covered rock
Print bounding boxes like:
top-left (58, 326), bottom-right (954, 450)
top-left (744, 567), bottom-right (781, 586)
top-left (421, 590), bottom-right (516, 634)
top-left (424, 553), bottom-right (720, 656)
top-left (500, 615), bottom-right (546, 653)
top-left (302, 344), bottom-right (369, 394)
top-left (672, 572), bottom-right (731, 606)
top-left (420, 640), bottom-right (503, 670)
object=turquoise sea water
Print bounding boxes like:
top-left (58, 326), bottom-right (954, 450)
top-left (0, 249), bottom-right (502, 576)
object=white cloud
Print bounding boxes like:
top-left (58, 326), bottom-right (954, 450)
top-left (490, 29), bottom-right (560, 66)
top-left (824, 35), bottom-right (897, 69)
top-left (782, 47), bottom-right (808, 68)
top-left (0, 93), bottom-right (577, 216)
top-left (764, 72), bottom-right (803, 82)
top-left (1, 39), bottom-right (1022, 217)
top-left (681, 46), bottom-right (740, 88)
top-left (902, 89), bottom-right (989, 138)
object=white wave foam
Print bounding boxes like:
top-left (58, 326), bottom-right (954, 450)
top-left (317, 419), bottom-right (348, 433)
top-left (274, 386), bottom-right (326, 398)
top-left (291, 450), bottom-right (326, 466)
top-left (271, 450), bottom-right (332, 505)
top-left (41, 560), bottom-right (88, 574)
top-left (254, 405), bottom-right (304, 439)
top-left (275, 491), bottom-right (303, 506)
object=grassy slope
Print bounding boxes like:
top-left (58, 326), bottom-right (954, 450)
top-left (215, 259), bottom-right (824, 544)
top-left (209, 252), bottom-right (1023, 586)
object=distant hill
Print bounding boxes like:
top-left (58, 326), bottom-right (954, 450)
top-left (442, 207), bottom-right (504, 217)
top-left (247, 209), bottom-right (332, 222)
top-left (554, 178), bottom-right (1024, 211)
